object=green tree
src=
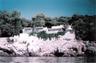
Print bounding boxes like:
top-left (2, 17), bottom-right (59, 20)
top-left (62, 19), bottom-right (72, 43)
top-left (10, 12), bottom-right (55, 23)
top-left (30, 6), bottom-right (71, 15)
top-left (0, 11), bottom-right (22, 37)
top-left (32, 13), bottom-right (45, 27)
top-left (68, 14), bottom-right (96, 41)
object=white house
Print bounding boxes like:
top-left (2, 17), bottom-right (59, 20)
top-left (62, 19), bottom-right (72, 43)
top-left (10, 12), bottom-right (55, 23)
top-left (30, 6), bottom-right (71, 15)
top-left (22, 27), bottom-right (33, 34)
top-left (22, 25), bottom-right (65, 34)
top-left (45, 25), bottom-right (64, 34)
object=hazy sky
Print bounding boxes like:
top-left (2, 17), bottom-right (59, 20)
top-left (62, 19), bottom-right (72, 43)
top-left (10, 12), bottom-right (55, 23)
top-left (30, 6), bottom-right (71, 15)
top-left (0, 0), bottom-right (96, 19)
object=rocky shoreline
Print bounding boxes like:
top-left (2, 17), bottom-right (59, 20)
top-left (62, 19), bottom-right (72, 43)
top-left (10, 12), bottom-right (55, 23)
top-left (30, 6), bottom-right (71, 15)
top-left (0, 36), bottom-right (86, 57)
top-left (0, 40), bottom-right (95, 57)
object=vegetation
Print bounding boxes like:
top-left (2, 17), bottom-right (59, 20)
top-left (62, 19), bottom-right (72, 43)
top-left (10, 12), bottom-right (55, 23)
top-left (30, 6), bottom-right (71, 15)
top-left (68, 14), bottom-right (96, 41)
top-left (84, 41), bottom-right (96, 56)
top-left (0, 10), bottom-right (96, 42)
top-left (0, 11), bottom-right (22, 37)
top-left (68, 14), bottom-right (96, 56)
top-left (30, 31), bottom-right (65, 40)
top-left (32, 13), bottom-right (69, 28)
top-left (0, 11), bottom-right (32, 37)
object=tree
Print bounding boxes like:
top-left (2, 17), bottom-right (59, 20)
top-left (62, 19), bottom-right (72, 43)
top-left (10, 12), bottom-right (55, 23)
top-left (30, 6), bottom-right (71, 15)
top-left (21, 18), bottom-right (32, 27)
top-left (0, 11), bottom-right (22, 37)
top-left (68, 14), bottom-right (96, 41)
top-left (32, 13), bottom-right (46, 27)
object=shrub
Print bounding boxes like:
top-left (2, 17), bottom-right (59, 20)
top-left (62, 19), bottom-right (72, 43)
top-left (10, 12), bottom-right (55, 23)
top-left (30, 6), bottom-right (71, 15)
top-left (30, 31), bottom-right (65, 40)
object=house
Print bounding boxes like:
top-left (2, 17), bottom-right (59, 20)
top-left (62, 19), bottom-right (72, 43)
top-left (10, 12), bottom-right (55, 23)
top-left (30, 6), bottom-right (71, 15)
top-left (22, 25), bottom-right (65, 34)
top-left (45, 25), bottom-right (64, 34)
top-left (22, 27), bottom-right (33, 34)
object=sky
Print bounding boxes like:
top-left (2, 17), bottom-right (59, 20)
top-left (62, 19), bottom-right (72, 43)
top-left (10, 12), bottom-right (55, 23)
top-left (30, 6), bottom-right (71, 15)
top-left (0, 0), bottom-right (96, 19)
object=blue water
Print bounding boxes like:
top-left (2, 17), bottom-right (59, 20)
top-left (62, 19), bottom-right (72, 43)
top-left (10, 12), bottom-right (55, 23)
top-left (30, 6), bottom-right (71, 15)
top-left (0, 57), bottom-right (96, 63)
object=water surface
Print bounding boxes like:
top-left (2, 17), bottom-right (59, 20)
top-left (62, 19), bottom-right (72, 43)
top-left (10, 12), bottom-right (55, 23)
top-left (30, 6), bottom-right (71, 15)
top-left (0, 57), bottom-right (96, 63)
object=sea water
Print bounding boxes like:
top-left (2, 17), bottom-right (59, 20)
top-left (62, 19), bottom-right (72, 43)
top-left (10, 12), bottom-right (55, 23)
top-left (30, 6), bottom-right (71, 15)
top-left (0, 57), bottom-right (96, 63)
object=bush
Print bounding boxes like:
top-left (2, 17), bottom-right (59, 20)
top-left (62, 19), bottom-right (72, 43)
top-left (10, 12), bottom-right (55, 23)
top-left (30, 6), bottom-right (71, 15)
top-left (0, 11), bottom-right (22, 37)
top-left (30, 31), bottom-right (65, 40)
top-left (68, 15), bottom-right (96, 41)
top-left (84, 41), bottom-right (96, 56)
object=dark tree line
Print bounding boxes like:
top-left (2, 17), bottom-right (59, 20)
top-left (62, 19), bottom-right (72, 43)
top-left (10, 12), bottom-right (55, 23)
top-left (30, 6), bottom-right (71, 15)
top-left (68, 14), bottom-right (96, 41)
top-left (0, 11), bottom-right (32, 37)
top-left (32, 13), bottom-right (69, 28)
